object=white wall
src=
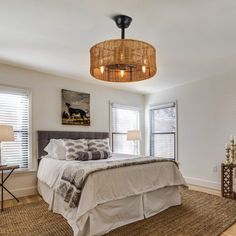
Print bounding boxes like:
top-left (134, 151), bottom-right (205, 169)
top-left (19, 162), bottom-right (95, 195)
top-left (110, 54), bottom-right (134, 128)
top-left (2, 61), bottom-right (233, 199)
top-left (0, 63), bottom-right (145, 200)
top-left (145, 75), bottom-right (236, 190)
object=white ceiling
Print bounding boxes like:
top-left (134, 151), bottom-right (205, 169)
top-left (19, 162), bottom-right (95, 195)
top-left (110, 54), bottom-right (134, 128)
top-left (0, 0), bottom-right (236, 94)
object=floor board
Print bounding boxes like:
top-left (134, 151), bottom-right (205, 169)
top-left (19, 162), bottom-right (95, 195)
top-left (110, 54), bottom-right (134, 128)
top-left (3, 194), bottom-right (42, 209)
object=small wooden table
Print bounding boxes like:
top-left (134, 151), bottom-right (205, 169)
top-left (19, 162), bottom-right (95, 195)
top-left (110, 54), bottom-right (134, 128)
top-left (0, 165), bottom-right (19, 211)
top-left (221, 163), bottom-right (236, 200)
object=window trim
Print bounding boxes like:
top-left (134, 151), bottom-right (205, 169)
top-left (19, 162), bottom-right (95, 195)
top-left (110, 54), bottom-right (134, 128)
top-left (109, 102), bottom-right (141, 155)
top-left (149, 101), bottom-right (178, 160)
top-left (0, 84), bottom-right (33, 170)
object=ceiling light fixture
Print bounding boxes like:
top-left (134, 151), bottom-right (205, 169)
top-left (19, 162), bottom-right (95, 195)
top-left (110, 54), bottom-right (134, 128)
top-left (90, 14), bottom-right (157, 82)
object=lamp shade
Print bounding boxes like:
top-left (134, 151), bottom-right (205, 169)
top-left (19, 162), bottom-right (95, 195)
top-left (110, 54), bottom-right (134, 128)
top-left (127, 130), bottom-right (141, 141)
top-left (0, 125), bottom-right (14, 142)
top-left (90, 39), bottom-right (157, 82)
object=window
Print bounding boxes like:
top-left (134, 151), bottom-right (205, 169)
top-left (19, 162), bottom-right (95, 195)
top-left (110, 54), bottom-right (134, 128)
top-left (0, 86), bottom-right (31, 169)
top-left (111, 103), bottom-right (140, 155)
top-left (150, 102), bottom-right (177, 159)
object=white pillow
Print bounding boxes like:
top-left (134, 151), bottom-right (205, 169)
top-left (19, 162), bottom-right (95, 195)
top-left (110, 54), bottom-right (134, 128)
top-left (44, 139), bottom-right (66, 160)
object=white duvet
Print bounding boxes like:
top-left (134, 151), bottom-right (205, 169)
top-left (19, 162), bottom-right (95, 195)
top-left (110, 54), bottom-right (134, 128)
top-left (37, 153), bottom-right (137, 188)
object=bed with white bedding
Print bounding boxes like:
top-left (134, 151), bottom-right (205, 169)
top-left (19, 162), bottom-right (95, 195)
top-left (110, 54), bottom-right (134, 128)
top-left (37, 131), bottom-right (187, 236)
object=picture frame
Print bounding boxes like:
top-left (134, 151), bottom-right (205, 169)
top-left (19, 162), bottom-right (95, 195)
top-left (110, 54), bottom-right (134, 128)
top-left (61, 89), bottom-right (90, 126)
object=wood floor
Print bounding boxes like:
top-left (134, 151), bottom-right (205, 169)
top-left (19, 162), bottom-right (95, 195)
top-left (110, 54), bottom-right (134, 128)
top-left (3, 194), bottom-right (42, 209)
top-left (1, 186), bottom-right (236, 236)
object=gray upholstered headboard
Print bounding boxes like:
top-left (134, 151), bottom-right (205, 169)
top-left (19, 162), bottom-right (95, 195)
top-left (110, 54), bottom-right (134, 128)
top-left (37, 130), bottom-right (109, 159)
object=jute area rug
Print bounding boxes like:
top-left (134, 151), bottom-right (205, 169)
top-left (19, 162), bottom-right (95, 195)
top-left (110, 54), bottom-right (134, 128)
top-left (0, 189), bottom-right (236, 236)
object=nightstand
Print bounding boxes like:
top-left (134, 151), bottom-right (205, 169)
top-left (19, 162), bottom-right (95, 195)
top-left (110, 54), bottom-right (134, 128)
top-left (0, 165), bottom-right (19, 211)
top-left (221, 163), bottom-right (236, 200)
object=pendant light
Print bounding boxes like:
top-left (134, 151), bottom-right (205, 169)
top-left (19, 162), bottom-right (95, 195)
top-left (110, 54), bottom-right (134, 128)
top-left (90, 15), bottom-right (157, 82)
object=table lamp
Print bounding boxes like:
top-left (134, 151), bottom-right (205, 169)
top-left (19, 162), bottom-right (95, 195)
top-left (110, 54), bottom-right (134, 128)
top-left (0, 125), bottom-right (14, 166)
top-left (127, 130), bottom-right (141, 155)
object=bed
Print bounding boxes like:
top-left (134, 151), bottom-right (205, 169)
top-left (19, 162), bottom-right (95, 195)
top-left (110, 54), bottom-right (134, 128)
top-left (37, 131), bottom-right (187, 236)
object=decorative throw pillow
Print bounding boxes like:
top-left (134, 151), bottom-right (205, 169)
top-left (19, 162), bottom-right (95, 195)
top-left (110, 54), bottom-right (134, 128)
top-left (63, 139), bottom-right (88, 160)
top-left (88, 138), bottom-right (111, 153)
top-left (77, 151), bottom-right (110, 161)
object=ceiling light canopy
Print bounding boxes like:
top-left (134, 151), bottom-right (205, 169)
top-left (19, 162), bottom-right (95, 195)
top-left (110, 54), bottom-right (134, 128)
top-left (90, 15), bottom-right (157, 82)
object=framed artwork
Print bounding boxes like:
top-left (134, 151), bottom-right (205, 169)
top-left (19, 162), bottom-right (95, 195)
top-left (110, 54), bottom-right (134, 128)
top-left (61, 89), bottom-right (90, 126)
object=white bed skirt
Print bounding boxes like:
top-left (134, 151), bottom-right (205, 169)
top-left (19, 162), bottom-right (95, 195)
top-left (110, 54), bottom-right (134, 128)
top-left (38, 181), bottom-right (181, 236)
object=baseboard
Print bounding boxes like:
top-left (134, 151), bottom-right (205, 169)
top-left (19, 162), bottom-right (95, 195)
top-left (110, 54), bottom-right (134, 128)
top-left (184, 176), bottom-right (221, 190)
top-left (0, 186), bottom-right (37, 201)
top-left (188, 184), bottom-right (221, 196)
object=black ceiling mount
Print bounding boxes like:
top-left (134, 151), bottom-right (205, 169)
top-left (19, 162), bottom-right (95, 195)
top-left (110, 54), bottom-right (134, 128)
top-left (112, 15), bottom-right (132, 39)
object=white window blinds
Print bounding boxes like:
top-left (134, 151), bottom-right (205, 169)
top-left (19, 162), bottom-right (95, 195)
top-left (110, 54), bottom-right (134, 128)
top-left (0, 86), bottom-right (30, 169)
top-left (111, 103), bottom-right (140, 155)
top-left (150, 103), bottom-right (177, 159)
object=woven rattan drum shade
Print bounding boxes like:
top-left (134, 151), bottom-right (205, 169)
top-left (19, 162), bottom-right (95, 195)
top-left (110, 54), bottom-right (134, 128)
top-left (90, 39), bottom-right (157, 82)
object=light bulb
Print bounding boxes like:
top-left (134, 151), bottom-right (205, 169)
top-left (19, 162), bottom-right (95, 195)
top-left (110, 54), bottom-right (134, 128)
top-left (142, 66), bottom-right (146, 73)
top-left (120, 70), bottom-right (125, 77)
top-left (100, 66), bottom-right (104, 74)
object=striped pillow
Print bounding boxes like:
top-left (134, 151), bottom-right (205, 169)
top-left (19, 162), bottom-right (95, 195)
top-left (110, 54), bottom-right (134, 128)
top-left (88, 138), bottom-right (111, 153)
top-left (63, 139), bottom-right (88, 160)
top-left (77, 151), bottom-right (110, 161)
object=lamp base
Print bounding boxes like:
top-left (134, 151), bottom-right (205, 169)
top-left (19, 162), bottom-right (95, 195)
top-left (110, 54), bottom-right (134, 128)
top-left (0, 143), bottom-right (4, 167)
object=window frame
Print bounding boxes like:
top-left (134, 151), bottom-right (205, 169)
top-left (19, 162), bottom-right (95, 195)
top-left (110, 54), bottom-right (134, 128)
top-left (149, 101), bottom-right (178, 160)
top-left (109, 102), bottom-right (141, 155)
top-left (0, 85), bottom-right (32, 170)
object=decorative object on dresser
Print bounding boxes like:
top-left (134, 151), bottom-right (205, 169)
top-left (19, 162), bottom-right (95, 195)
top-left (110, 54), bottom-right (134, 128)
top-left (0, 165), bottom-right (19, 211)
top-left (0, 125), bottom-right (15, 166)
top-left (61, 89), bottom-right (90, 126)
top-left (221, 163), bottom-right (236, 200)
top-left (224, 135), bottom-right (236, 164)
top-left (127, 130), bottom-right (141, 155)
top-left (90, 15), bottom-right (157, 82)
